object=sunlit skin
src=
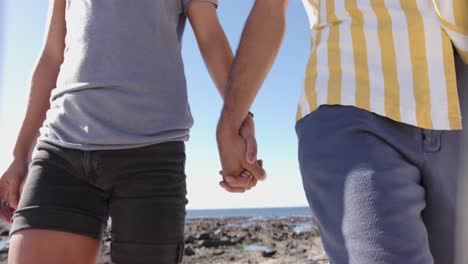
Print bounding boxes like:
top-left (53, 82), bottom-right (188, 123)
top-left (217, 0), bottom-right (289, 192)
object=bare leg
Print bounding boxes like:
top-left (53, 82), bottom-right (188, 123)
top-left (8, 230), bottom-right (101, 264)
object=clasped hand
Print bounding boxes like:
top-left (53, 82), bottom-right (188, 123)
top-left (217, 114), bottom-right (266, 193)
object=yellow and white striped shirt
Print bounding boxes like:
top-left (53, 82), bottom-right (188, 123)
top-left (298, 0), bottom-right (467, 130)
top-left (433, 0), bottom-right (468, 63)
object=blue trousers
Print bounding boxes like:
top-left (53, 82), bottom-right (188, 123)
top-left (296, 54), bottom-right (466, 264)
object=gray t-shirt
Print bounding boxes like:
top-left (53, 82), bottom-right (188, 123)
top-left (39, 0), bottom-right (218, 150)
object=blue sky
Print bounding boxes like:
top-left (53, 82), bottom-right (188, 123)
top-left (0, 1), bottom-right (312, 209)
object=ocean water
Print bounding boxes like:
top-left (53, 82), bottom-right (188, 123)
top-left (103, 206), bottom-right (312, 226)
top-left (187, 206), bottom-right (312, 219)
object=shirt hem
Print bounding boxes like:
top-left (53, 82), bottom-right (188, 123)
top-left (37, 136), bottom-right (189, 151)
top-left (297, 101), bottom-right (462, 131)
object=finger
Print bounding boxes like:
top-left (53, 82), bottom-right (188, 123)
top-left (246, 177), bottom-right (258, 190)
top-left (241, 170), bottom-right (257, 189)
top-left (244, 162), bottom-right (267, 181)
top-left (258, 159), bottom-right (263, 168)
top-left (223, 173), bottom-right (252, 188)
top-left (245, 135), bottom-right (258, 164)
top-left (7, 178), bottom-right (21, 209)
top-left (219, 181), bottom-right (246, 193)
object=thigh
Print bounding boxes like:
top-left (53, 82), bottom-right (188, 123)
top-left (296, 106), bottom-right (433, 264)
top-left (421, 130), bottom-right (460, 264)
top-left (107, 142), bottom-right (187, 264)
top-left (421, 53), bottom-right (468, 264)
top-left (11, 142), bottom-right (109, 239)
top-left (9, 230), bottom-right (101, 264)
top-left (9, 142), bottom-right (109, 263)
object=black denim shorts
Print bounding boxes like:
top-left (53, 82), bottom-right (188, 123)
top-left (11, 140), bottom-right (187, 264)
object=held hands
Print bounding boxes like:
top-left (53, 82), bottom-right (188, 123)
top-left (0, 159), bottom-right (27, 223)
top-left (217, 114), bottom-right (266, 193)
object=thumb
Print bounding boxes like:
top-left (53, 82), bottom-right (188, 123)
top-left (245, 161), bottom-right (267, 182)
top-left (245, 135), bottom-right (258, 164)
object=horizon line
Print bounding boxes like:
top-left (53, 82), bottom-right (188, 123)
top-left (187, 205), bottom-right (310, 211)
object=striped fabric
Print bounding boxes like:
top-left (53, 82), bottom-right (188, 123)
top-left (298, 0), bottom-right (462, 130)
top-left (433, 0), bottom-right (468, 63)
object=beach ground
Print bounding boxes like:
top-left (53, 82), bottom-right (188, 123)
top-left (0, 217), bottom-right (329, 264)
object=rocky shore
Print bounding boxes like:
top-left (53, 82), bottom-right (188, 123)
top-left (101, 216), bottom-right (328, 264)
top-left (1, 217), bottom-right (329, 264)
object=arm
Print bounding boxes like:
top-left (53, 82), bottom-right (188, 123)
top-left (187, 2), bottom-right (265, 191)
top-left (14, 0), bottom-right (66, 162)
top-left (186, 1), bottom-right (232, 98)
top-left (216, 0), bottom-right (288, 192)
top-left (218, 0), bottom-right (289, 130)
top-left (0, 0), bottom-right (66, 214)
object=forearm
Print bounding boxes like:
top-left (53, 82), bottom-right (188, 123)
top-left (13, 55), bottom-right (60, 161)
top-left (198, 28), bottom-right (233, 99)
top-left (220, 0), bottom-right (288, 130)
top-left (188, 1), bottom-right (233, 99)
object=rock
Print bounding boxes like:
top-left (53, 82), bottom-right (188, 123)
top-left (262, 250), bottom-right (277, 258)
top-left (201, 239), bottom-right (236, 248)
top-left (230, 235), bottom-right (245, 244)
top-left (212, 250), bottom-right (225, 256)
top-left (249, 234), bottom-right (258, 241)
top-left (286, 241), bottom-right (296, 249)
top-left (198, 233), bottom-right (211, 240)
top-left (184, 247), bottom-right (195, 256)
top-left (235, 231), bottom-right (248, 240)
top-left (185, 235), bottom-right (196, 244)
top-left (273, 231), bottom-right (289, 241)
top-left (95, 216), bottom-right (329, 264)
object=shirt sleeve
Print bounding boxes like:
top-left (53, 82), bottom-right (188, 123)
top-left (433, 0), bottom-right (468, 63)
top-left (183, 0), bottom-right (218, 14)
